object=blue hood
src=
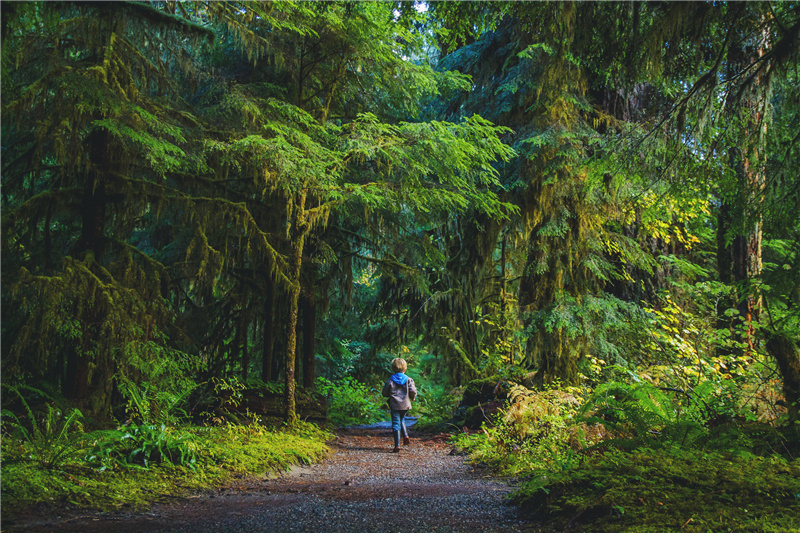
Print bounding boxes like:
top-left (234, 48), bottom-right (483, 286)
top-left (390, 372), bottom-right (408, 385)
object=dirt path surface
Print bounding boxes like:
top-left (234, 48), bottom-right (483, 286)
top-left (8, 425), bottom-right (543, 532)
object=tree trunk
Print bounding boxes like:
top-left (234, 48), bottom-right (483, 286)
top-left (66, 129), bottom-right (110, 408)
top-left (284, 191), bottom-right (309, 424)
top-left (262, 280), bottom-right (275, 381)
top-left (500, 234), bottom-right (511, 365)
top-left (295, 314), bottom-right (302, 386)
top-left (64, 346), bottom-right (90, 401)
top-left (716, 202), bottom-right (736, 357)
top-left (302, 289), bottom-right (316, 389)
top-left (717, 203), bottom-right (733, 285)
top-left (766, 333), bottom-right (800, 421)
top-left (725, 32), bottom-right (768, 358)
top-left (73, 130), bottom-right (110, 259)
top-left (242, 319), bottom-right (249, 382)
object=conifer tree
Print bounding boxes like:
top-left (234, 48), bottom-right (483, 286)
top-left (424, 1), bottom-right (800, 389)
top-left (2, 1), bottom-right (216, 413)
top-left (1, 1), bottom-right (294, 414)
top-left (176, 1), bottom-right (516, 422)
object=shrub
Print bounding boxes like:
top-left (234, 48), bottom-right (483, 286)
top-left (451, 384), bottom-right (589, 476)
top-left (1, 385), bottom-right (85, 468)
top-left (86, 424), bottom-right (198, 469)
top-left (414, 384), bottom-right (463, 430)
top-left (117, 375), bottom-right (195, 426)
top-left (316, 377), bottom-right (385, 426)
top-left (512, 447), bottom-right (800, 532)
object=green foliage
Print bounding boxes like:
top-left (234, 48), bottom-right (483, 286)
top-left (453, 363), bottom-right (796, 530)
top-left (316, 339), bottom-right (373, 382)
top-left (117, 375), bottom-right (195, 426)
top-left (451, 384), bottom-right (588, 476)
top-left (3, 7), bottom-right (800, 532)
top-left (412, 383), bottom-right (464, 431)
top-left (86, 424), bottom-right (198, 469)
top-left (315, 377), bottom-right (385, 427)
top-left (2, 421), bottom-right (331, 516)
top-left (579, 380), bottom-right (707, 450)
top-left (512, 447), bottom-right (800, 532)
top-left (1, 386), bottom-right (85, 469)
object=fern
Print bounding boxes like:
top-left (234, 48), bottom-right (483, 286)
top-left (2, 385), bottom-right (85, 468)
top-left (579, 380), bottom-right (709, 450)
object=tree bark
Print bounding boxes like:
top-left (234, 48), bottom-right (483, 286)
top-left (262, 280), bottom-right (275, 381)
top-left (766, 333), bottom-right (800, 421)
top-left (73, 129), bottom-right (110, 260)
top-left (717, 203), bottom-right (733, 285)
top-left (724, 30), bottom-right (768, 357)
top-left (285, 190), bottom-right (309, 424)
top-left (295, 314), bottom-right (302, 386)
top-left (302, 289), bottom-right (316, 389)
top-left (66, 129), bottom-right (110, 409)
top-left (242, 319), bottom-right (249, 382)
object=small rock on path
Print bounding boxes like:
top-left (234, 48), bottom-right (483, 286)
top-left (9, 426), bottom-right (545, 532)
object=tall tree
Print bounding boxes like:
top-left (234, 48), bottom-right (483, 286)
top-left (420, 1), bottom-right (799, 390)
top-left (2, 1), bottom-right (215, 413)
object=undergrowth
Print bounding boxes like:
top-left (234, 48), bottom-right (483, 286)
top-left (315, 377), bottom-right (385, 426)
top-left (1, 421), bottom-right (331, 516)
top-left (512, 446), bottom-right (800, 532)
top-left (451, 371), bottom-right (800, 532)
top-left (451, 384), bottom-right (593, 475)
top-left (414, 383), bottom-right (464, 431)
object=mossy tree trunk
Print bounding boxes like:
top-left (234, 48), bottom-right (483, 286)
top-left (65, 129), bottom-right (113, 412)
top-left (262, 279), bottom-right (276, 381)
top-left (302, 289), bottom-right (316, 389)
top-left (241, 319), bottom-right (249, 382)
top-left (285, 190), bottom-right (309, 424)
top-left (720, 34), bottom-right (768, 359)
top-left (74, 129), bottom-right (111, 261)
top-left (766, 333), bottom-right (800, 421)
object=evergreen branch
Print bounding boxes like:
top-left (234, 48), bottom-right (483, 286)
top-left (2, 188), bottom-right (81, 231)
top-left (188, 197), bottom-right (292, 287)
top-left (110, 238), bottom-right (170, 283)
top-left (117, 178), bottom-right (291, 286)
top-left (57, 1), bottom-right (215, 42)
top-left (348, 253), bottom-right (416, 273)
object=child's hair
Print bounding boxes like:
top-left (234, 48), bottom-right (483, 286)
top-left (391, 357), bottom-right (407, 374)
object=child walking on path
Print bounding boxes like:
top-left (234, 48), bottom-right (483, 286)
top-left (381, 357), bottom-right (417, 453)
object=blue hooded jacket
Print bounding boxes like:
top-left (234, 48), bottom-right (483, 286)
top-left (390, 372), bottom-right (408, 385)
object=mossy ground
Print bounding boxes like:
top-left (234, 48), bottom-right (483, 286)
top-left (512, 446), bottom-right (800, 532)
top-left (1, 421), bottom-right (331, 517)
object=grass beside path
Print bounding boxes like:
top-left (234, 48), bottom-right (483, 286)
top-left (1, 421), bottom-right (332, 517)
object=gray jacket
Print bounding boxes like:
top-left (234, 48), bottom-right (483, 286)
top-left (382, 377), bottom-right (417, 411)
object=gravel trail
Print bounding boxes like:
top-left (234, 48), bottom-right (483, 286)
top-left (8, 424), bottom-right (544, 532)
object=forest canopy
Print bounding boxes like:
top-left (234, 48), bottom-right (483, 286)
top-left (2, 0), bottom-right (799, 429)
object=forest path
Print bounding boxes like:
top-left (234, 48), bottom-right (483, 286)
top-left (9, 424), bottom-right (547, 532)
